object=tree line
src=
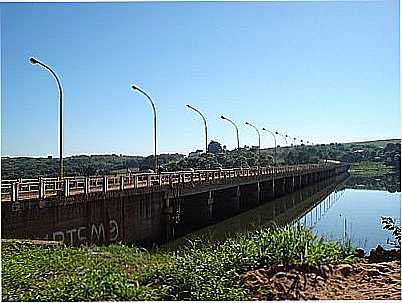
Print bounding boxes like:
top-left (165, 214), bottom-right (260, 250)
top-left (1, 140), bottom-right (400, 179)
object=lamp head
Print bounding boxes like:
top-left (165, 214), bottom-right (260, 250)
top-left (186, 104), bottom-right (191, 108)
top-left (262, 127), bottom-right (266, 131)
top-left (29, 57), bottom-right (39, 64)
top-left (245, 122), bottom-right (250, 125)
top-left (275, 131), bottom-right (278, 134)
top-left (131, 84), bottom-right (139, 90)
top-left (220, 115), bottom-right (225, 120)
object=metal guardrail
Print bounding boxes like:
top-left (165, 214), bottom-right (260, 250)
top-left (1, 163), bottom-right (344, 202)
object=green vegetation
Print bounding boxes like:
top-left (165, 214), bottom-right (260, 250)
top-left (349, 161), bottom-right (396, 176)
top-left (2, 139), bottom-right (400, 179)
top-left (2, 225), bottom-right (355, 301)
top-left (381, 216), bottom-right (401, 249)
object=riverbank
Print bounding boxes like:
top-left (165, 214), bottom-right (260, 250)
top-left (3, 225), bottom-right (400, 301)
top-left (2, 225), bottom-right (355, 301)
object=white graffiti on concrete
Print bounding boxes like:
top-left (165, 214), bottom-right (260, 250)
top-left (50, 219), bottom-right (119, 245)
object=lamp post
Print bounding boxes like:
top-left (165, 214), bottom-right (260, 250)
top-left (275, 131), bottom-right (288, 146)
top-left (285, 134), bottom-right (291, 146)
top-left (262, 128), bottom-right (277, 165)
top-left (220, 115), bottom-right (240, 150)
top-left (132, 84), bottom-right (158, 173)
top-left (29, 57), bottom-right (64, 180)
top-left (245, 122), bottom-right (260, 154)
top-left (186, 104), bottom-right (208, 153)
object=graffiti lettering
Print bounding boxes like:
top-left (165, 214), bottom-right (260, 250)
top-left (66, 229), bottom-right (77, 245)
top-left (110, 219), bottom-right (119, 241)
top-left (91, 223), bottom-right (105, 242)
top-left (49, 219), bottom-right (119, 246)
top-left (78, 226), bottom-right (87, 241)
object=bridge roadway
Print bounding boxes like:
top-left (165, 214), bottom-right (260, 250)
top-left (2, 163), bottom-right (343, 202)
top-left (1, 163), bottom-right (350, 246)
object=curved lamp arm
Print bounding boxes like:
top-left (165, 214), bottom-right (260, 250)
top-left (186, 104), bottom-right (208, 152)
top-left (221, 115), bottom-right (240, 150)
top-left (262, 127), bottom-right (277, 165)
top-left (245, 122), bottom-right (261, 152)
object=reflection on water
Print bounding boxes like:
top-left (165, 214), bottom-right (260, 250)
top-left (345, 172), bottom-right (401, 193)
top-left (167, 173), bottom-right (349, 248)
top-left (168, 172), bottom-right (401, 251)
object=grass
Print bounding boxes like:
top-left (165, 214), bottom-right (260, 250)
top-left (349, 161), bottom-right (396, 176)
top-left (2, 225), bottom-right (356, 301)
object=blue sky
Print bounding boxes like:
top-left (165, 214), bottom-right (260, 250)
top-left (1, 1), bottom-right (400, 157)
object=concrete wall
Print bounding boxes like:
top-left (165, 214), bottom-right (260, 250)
top-left (1, 190), bottom-right (168, 247)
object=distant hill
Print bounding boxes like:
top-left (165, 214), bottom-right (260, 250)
top-left (261, 139), bottom-right (400, 152)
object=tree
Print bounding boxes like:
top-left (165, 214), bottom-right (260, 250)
top-left (207, 140), bottom-right (223, 154)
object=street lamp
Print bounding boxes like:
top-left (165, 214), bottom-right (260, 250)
top-left (245, 121), bottom-right (261, 159)
top-left (132, 84), bottom-right (158, 173)
top-left (275, 131), bottom-right (288, 146)
top-left (29, 57), bottom-right (64, 180)
top-left (285, 134), bottom-right (291, 146)
top-left (220, 115), bottom-right (240, 150)
top-left (186, 104), bottom-right (208, 153)
top-left (262, 128), bottom-right (277, 165)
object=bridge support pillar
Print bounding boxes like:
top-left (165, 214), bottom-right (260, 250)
top-left (239, 183), bottom-right (260, 209)
top-left (276, 178), bottom-right (286, 197)
top-left (207, 191), bottom-right (214, 221)
top-left (260, 180), bottom-right (275, 202)
top-left (213, 187), bottom-right (241, 220)
top-left (180, 191), bottom-right (214, 228)
top-left (286, 177), bottom-right (293, 194)
top-left (292, 176), bottom-right (295, 192)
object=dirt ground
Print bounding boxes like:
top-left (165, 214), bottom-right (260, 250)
top-left (240, 260), bottom-right (401, 300)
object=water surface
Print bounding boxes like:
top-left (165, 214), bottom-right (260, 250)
top-left (170, 172), bottom-right (401, 251)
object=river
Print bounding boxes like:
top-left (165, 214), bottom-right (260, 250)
top-left (168, 172), bottom-right (401, 251)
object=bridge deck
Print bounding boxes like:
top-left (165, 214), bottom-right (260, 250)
top-left (1, 164), bottom-right (343, 202)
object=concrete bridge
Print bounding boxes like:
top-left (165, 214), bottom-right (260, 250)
top-left (1, 163), bottom-right (349, 246)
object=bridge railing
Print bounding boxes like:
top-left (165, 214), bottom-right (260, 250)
top-left (1, 163), bottom-right (346, 202)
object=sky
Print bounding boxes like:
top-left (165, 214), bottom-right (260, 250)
top-left (1, 1), bottom-right (400, 157)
